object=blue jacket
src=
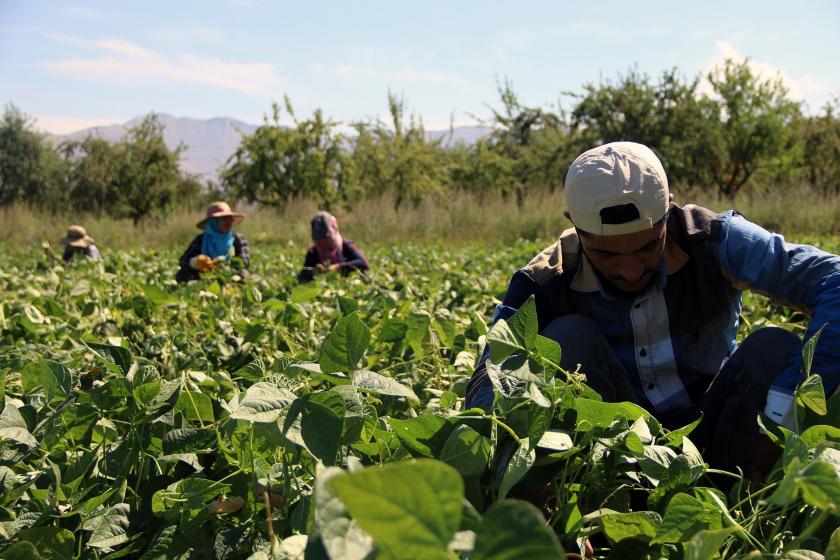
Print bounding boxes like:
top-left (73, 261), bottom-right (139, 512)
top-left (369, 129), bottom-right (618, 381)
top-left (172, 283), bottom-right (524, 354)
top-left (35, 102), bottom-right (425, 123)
top-left (465, 204), bottom-right (840, 426)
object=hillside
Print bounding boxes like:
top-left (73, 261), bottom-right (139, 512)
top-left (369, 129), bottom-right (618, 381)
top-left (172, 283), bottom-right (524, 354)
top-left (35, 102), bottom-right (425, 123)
top-left (53, 115), bottom-right (489, 182)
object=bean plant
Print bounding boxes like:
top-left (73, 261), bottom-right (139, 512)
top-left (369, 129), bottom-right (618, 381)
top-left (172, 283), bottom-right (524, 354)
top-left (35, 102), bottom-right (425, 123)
top-left (0, 242), bottom-right (838, 559)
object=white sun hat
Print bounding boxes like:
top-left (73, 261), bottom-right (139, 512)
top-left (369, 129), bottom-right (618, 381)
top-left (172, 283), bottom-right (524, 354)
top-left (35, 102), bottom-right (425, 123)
top-left (564, 141), bottom-right (669, 236)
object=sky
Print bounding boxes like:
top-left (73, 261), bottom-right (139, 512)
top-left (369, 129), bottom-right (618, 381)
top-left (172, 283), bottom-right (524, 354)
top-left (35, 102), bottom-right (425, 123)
top-left (2, 0), bottom-right (839, 134)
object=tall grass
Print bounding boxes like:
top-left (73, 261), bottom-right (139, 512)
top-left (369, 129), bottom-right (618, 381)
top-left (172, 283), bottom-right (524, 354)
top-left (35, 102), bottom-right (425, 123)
top-left (2, 185), bottom-right (838, 252)
top-left (687, 184), bottom-right (840, 238)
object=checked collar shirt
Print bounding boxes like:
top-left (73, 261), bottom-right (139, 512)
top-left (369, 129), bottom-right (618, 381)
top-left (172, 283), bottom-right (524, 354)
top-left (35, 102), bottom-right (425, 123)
top-left (466, 204), bottom-right (840, 427)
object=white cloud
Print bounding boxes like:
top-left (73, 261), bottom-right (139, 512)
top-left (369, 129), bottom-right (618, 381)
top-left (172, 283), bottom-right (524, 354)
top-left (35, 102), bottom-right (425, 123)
top-left (343, 45), bottom-right (431, 65)
top-left (147, 26), bottom-right (227, 43)
top-left (331, 64), bottom-right (378, 78)
top-left (43, 33), bottom-right (91, 48)
top-left (39, 34), bottom-right (287, 97)
top-left (699, 40), bottom-right (836, 107)
top-left (728, 28), bottom-right (754, 42)
top-left (33, 115), bottom-right (128, 135)
top-left (489, 22), bottom-right (667, 61)
top-left (0, 25), bottom-right (43, 34)
top-left (311, 62), bottom-right (466, 85)
top-left (60, 5), bottom-right (102, 18)
top-left (309, 44), bottom-right (476, 91)
top-left (93, 38), bottom-right (160, 60)
top-left (799, 74), bottom-right (830, 95)
top-left (390, 69), bottom-right (467, 84)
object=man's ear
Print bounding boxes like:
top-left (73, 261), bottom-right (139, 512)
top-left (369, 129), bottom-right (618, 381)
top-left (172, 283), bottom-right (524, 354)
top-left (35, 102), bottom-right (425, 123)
top-left (668, 192), bottom-right (674, 204)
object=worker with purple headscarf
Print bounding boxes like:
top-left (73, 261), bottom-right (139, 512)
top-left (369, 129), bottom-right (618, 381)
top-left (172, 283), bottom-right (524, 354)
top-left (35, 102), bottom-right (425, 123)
top-left (298, 211), bottom-right (368, 282)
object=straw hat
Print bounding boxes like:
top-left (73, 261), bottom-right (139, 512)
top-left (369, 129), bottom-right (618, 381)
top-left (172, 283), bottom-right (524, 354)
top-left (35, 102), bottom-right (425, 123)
top-left (60, 225), bottom-right (95, 249)
top-left (196, 201), bottom-right (246, 230)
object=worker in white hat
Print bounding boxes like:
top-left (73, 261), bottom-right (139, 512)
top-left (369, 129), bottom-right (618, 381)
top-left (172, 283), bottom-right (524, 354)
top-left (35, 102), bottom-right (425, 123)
top-left (466, 141), bottom-right (840, 477)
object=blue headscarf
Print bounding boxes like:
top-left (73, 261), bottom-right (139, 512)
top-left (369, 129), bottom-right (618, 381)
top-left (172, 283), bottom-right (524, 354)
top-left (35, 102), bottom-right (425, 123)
top-left (201, 218), bottom-right (234, 259)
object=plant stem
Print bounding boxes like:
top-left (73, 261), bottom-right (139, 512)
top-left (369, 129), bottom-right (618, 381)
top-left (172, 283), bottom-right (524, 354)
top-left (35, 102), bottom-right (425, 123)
top-left (182, 374), bottom-right (207, 427)
top-left (263, 487), bottom-right (276, 543)
top-left (706, 468), bottom-right (743, 479)
top-left (729, 481), bottom-right (779, 511)
top-left (209, 467), bottom-right (246, 490)
top-left (793, 508), bottom-right (829, 547)
top-left (487, 415), bottom-right (522, 445)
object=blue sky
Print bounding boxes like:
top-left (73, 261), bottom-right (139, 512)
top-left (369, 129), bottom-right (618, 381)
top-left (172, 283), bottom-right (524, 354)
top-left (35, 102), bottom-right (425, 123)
top-left (2, 0), bottom-right (838, 134)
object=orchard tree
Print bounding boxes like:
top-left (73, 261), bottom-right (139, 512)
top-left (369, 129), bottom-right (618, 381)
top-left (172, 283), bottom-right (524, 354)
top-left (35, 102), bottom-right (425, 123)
top-left (798, 98), bottom-right (840, 196)
top-left (569, 68), bottom-right (719, 190)
top-left (706, 59), bottom-right (802, 198)
top-left (111, 113), bottom-right (186, 224)
top-left (449, 138), bottom-right (516, 202)
top-left (484, 80), bottom-right (569, 205)
top-left (222, 98), bottom-right (349, 210)
top-left (0, 104), bottom-right (67, 208)
top-left (61, 136), bottom-right (121, 215)
top-left (350, 93), bottom-right (447, 210)
top-left (570, 68), bottom-right (660, 147)
top-left (63, 117), bottom-right (201, 220)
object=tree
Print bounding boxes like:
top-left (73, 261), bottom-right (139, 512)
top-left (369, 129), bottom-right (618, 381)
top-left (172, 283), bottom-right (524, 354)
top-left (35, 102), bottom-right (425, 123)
top-left (222, 98), bottom-right (349, 210)
top-left (797, 98), bottom-right (840, 196)
top-left (61, 116), bottom-right (200, 221)
top-left (482, 80), bottom-right (569, 205)
top-left (569, 68), bottom-right (719, 190)
top-left (350, 93), bottom-right (447, 210)
top-left (61, 136), bottom-right (121, 215)
top-left (706, 59), bottom-right (802, 198)
top-left (570, 68), bottom-right (660, 148)
top-left (110, 114), bottom-right (186, 224)
top-left (0, 104), bottom-right (67, 208)
top-left (448, 138), bottom-right (516, 202)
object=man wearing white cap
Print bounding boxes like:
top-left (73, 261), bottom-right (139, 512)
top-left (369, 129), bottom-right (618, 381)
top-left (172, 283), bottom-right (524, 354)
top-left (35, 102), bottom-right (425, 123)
top-left (466, 141), bottom-right (840, 474)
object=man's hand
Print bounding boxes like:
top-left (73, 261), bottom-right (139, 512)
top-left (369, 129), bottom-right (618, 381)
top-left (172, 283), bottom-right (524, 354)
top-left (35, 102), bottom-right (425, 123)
top-left (314, 263), bottom-right (326, 274)
top-left (193, 254), bottom-right (218, 273)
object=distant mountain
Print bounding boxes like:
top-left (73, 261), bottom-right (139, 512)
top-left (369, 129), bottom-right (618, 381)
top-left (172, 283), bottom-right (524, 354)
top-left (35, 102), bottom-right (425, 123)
top-left (427, 125), bottom-right (490, 147)
top-left (53, 114), bottom-right (490, 181)
top-left (56, 114), bottom-right (259, 182)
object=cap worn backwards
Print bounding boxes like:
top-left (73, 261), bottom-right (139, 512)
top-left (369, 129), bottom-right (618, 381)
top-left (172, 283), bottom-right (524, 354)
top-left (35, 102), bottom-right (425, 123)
top-left (564, 142), bottom-right (669, 236)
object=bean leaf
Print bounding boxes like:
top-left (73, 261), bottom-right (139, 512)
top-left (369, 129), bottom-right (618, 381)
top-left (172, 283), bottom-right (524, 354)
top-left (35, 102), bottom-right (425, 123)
top-left (320, 312), bottom-right (371, 374)
top-left (329, 460), bottom-right (463, 560)
top-left (472, 500), bottom-right (565, 559)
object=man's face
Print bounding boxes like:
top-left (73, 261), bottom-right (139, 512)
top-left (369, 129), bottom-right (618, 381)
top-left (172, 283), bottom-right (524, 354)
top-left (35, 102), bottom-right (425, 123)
top-left (578, 223), bottom-right (667, 293)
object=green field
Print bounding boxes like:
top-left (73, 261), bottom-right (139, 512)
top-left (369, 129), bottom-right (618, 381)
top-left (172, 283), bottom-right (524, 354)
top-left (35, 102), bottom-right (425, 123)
top-left (1, 239), bottom-right (839, 559)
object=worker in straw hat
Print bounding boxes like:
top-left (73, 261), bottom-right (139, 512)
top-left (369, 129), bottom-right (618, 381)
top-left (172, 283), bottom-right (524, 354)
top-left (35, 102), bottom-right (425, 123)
top-left (60, 225), bottom-right (101, 263)
top-left (176, 201), bottom-right (250, 283)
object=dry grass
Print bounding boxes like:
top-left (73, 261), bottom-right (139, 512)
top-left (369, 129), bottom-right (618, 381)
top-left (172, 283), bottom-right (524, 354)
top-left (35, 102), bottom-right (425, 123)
top-left (1, 185), bottom-right (838, 252)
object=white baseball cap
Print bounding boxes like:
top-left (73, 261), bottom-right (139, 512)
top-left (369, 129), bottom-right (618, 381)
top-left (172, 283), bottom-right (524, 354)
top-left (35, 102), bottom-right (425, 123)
top-left (564, 142), bottom-right (669, 235)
